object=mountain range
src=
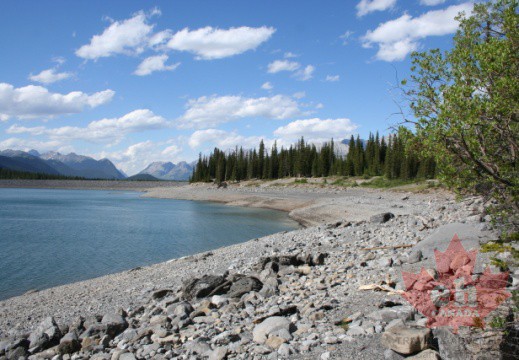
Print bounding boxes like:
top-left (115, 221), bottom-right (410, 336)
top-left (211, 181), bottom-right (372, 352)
top-left (0, 150), bottom-right (125, 179)
top-left (138, 161), bottom-right (194, 181)
top-left (0, 149), bottom-right (194, 181)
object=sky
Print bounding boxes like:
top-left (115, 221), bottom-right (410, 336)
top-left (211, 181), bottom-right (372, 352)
top-left (0, 0), bottom-right (475, 175)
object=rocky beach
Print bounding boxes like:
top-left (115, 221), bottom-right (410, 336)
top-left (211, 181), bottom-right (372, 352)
top-left (0, 180), bottom-right (517, 360)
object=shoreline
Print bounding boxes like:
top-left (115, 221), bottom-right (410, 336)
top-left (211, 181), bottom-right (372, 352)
top-left (0, 180), bottom-right (511, 359)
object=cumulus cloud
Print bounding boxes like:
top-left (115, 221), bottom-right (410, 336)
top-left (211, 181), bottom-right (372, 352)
top-left (29, 68), bottom-right (73, 84)
top-left (325, 75), bottom-right (340, 82)
top-left (294, 65), bottom-right (315, 81)
top-left (356, 0), bottom-right (397, 17)
top-left (267, 60), bottom-right (300, 73)
top-left (0, 82), bottom-right (114, 121)
top-left (178, 94), bottom-right (303, 129)
top-left (98, 140), bottom-right (183, 175)
top-left (284, 52), bottom-right (298, 58)
top-left (188, 129), bottom-right (267, 150)
top-left (261, 82), bottom-right (273, 90)
top-left (76, 10), bottom-right (156, 60)
top-left (167, 26), bottom-right (275, 60)
top-left (134, 54), bottom-right (180, 76)
top-left (362, 3), bottom-right (473, 61)
top-left (7, 109), bottom-right (168, 143)
top-left (274, 118), bottom-right (358, 142)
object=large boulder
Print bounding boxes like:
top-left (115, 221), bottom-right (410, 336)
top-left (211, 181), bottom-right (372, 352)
top-left (227, 277), bottom-right (263, 298)
top-left (381, 325), bottom-right (430, 355)
top-left (28, 317), bottom-right (62, 353)
top-left (101, 313), bottom-right (128, 337)
top-left (181, 275), bottom-right (229, 300)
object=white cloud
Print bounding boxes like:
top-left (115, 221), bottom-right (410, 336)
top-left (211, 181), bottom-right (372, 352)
top-left (284, 52), bottom-right (298, 58)
top-left (295, 65), bottom-right (315, 81)
top-left (274, 118), bottom-right (358, 142)
top-left (0, 137), bottom-right (72, 153)
top-left (7, 109), bottom-right (168, 143)
top-left (167, 26), bottom-right (275, 60)
top-left (420, 0), bottom-right (446, 5)
top-left (76, 10), bottom-right (156, 60)
top-left (98, 140), bottom-right (183, 175)
top-left (134, 54), bottom-right (180, 76)
top-left (267, 59), bottom-right (300, 73)
top-left (148, 29), bottom-right (173, 48)
top-left (325, 74), bottom-right (340, 82)
top-left (362, 3), bottom-right (473, 61)
top-left (357, 0), bottom-right (397, 17)
top-left (261, 82), bottom-right (273, 90)
top-left (188, 129), bottom-right (266, 150)
top-left (0, 83), bottom-right (114, 120)
top-left (29, 68), bottom-right (73, 84)
top-left (293, 91), bottom-right (306, 99)
top-left (340, 31), bottom-right (354, 45)
top-left (178, 94), bottom-right (303, 129)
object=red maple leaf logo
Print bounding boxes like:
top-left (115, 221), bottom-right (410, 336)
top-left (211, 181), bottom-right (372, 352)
top-left (401, 234), bottom-right (510, 331)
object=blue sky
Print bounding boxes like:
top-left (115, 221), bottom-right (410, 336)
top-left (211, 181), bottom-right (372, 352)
top-left (0, 0), bottom-right (474, 174)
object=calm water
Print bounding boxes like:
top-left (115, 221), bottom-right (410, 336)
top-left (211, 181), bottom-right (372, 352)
top-left (0, 188), bottom-right (298, 300)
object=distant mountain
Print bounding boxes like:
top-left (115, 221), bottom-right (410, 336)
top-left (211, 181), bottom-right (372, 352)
top-left (138, 161), bottom-right (193, 181)
top-left (0, 150), bottom-right (126, 179)
top-left (0, 153), bottom-right (61, 175)
top-left (126, 173), bottom-right (160, 181)
top-left (40, 152), bottom-right (125, 179)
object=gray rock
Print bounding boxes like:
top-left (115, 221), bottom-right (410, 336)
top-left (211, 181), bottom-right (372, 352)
top-left (432, 327), bottom-right (466, 360)
top-left (406, 349), bottom-right (441, 359)
top-left (208, 346), bottom-right (228, 360)
top-left (384, 349), bottom-right (405, 360)
top-left (253, 317), bottom-right (292, 344)
top-left (182, 275), bottom-right (228, 299)
top-left (407, 250), bottom-right (423, 264)
top-left (367, 306), bottom-right (415, 323)
top-left (29, 317), bottom-right (62, 352)
top-left (370, 213), bottom-right (395, 224)
top-left (101, 313), bottom-right (128, 337)
top-left (119, 353), bottom-right (137, 360)
top-left (227, 277), bottom-right (263, 298)
top-left (381, 326), bottom-right (430, 355)
top-left (58, 332), bottom-right (80, 355)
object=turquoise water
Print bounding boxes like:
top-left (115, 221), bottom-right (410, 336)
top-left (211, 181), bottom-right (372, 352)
top-left (0, 188), bottom-right (298, 300)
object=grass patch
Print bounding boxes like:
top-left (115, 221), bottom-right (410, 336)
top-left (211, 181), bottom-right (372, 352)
top-left (294, 178), bottom-right (308, 184)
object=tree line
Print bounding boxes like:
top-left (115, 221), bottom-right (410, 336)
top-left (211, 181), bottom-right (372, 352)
top-left (190, 131), bottom-right (436, 183)
top-left (0, 168), bottom-right (85, 180)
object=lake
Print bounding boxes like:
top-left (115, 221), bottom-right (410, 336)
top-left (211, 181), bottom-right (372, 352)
top-left (0, 188), bottom-right (299, 300)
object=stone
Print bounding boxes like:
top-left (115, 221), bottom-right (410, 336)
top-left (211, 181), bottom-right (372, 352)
top-left (211, 295), bottom-right (228, 308)
top-left (58, 332), bottom-right (80, 355)
top-left (367, 306), bottom-right (415, 323)
top-left (370, 213), bottom-right (395, 224)
top-left (253, 317), bottom-right (292, 344)
top-left (407, 250), bottom-right (423, 264)
top-left (432, 327), bottom-right (466, 360)
top-left (321, 351), bottom-right (331, 360)
top-left (182, 275), bottom-right (228, 299)
top-left (384, 349), bottom-right (405, 360)
top-left (406, 349), bottom-right (441, 359)
top-left (183, 339), bottom-right (211, 355)
top-left (265, 336), bottom-right (286, 349)
top-left (227, 277), bottom-right (263, 298)
top-left (277, 343), bottom-right (292, 357)
top-left (381, 326), bottom-right (430, 355)
top-left (208, 346), bottom-right (228, 360)
top-left (119, 353), bottom-right (137, 360)
top-left (29, 317), bottom-right (62, 352)
top-left (101, 313), bottom-right (128, 337)
top-left (151, 289), bottom-right (174, 300)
